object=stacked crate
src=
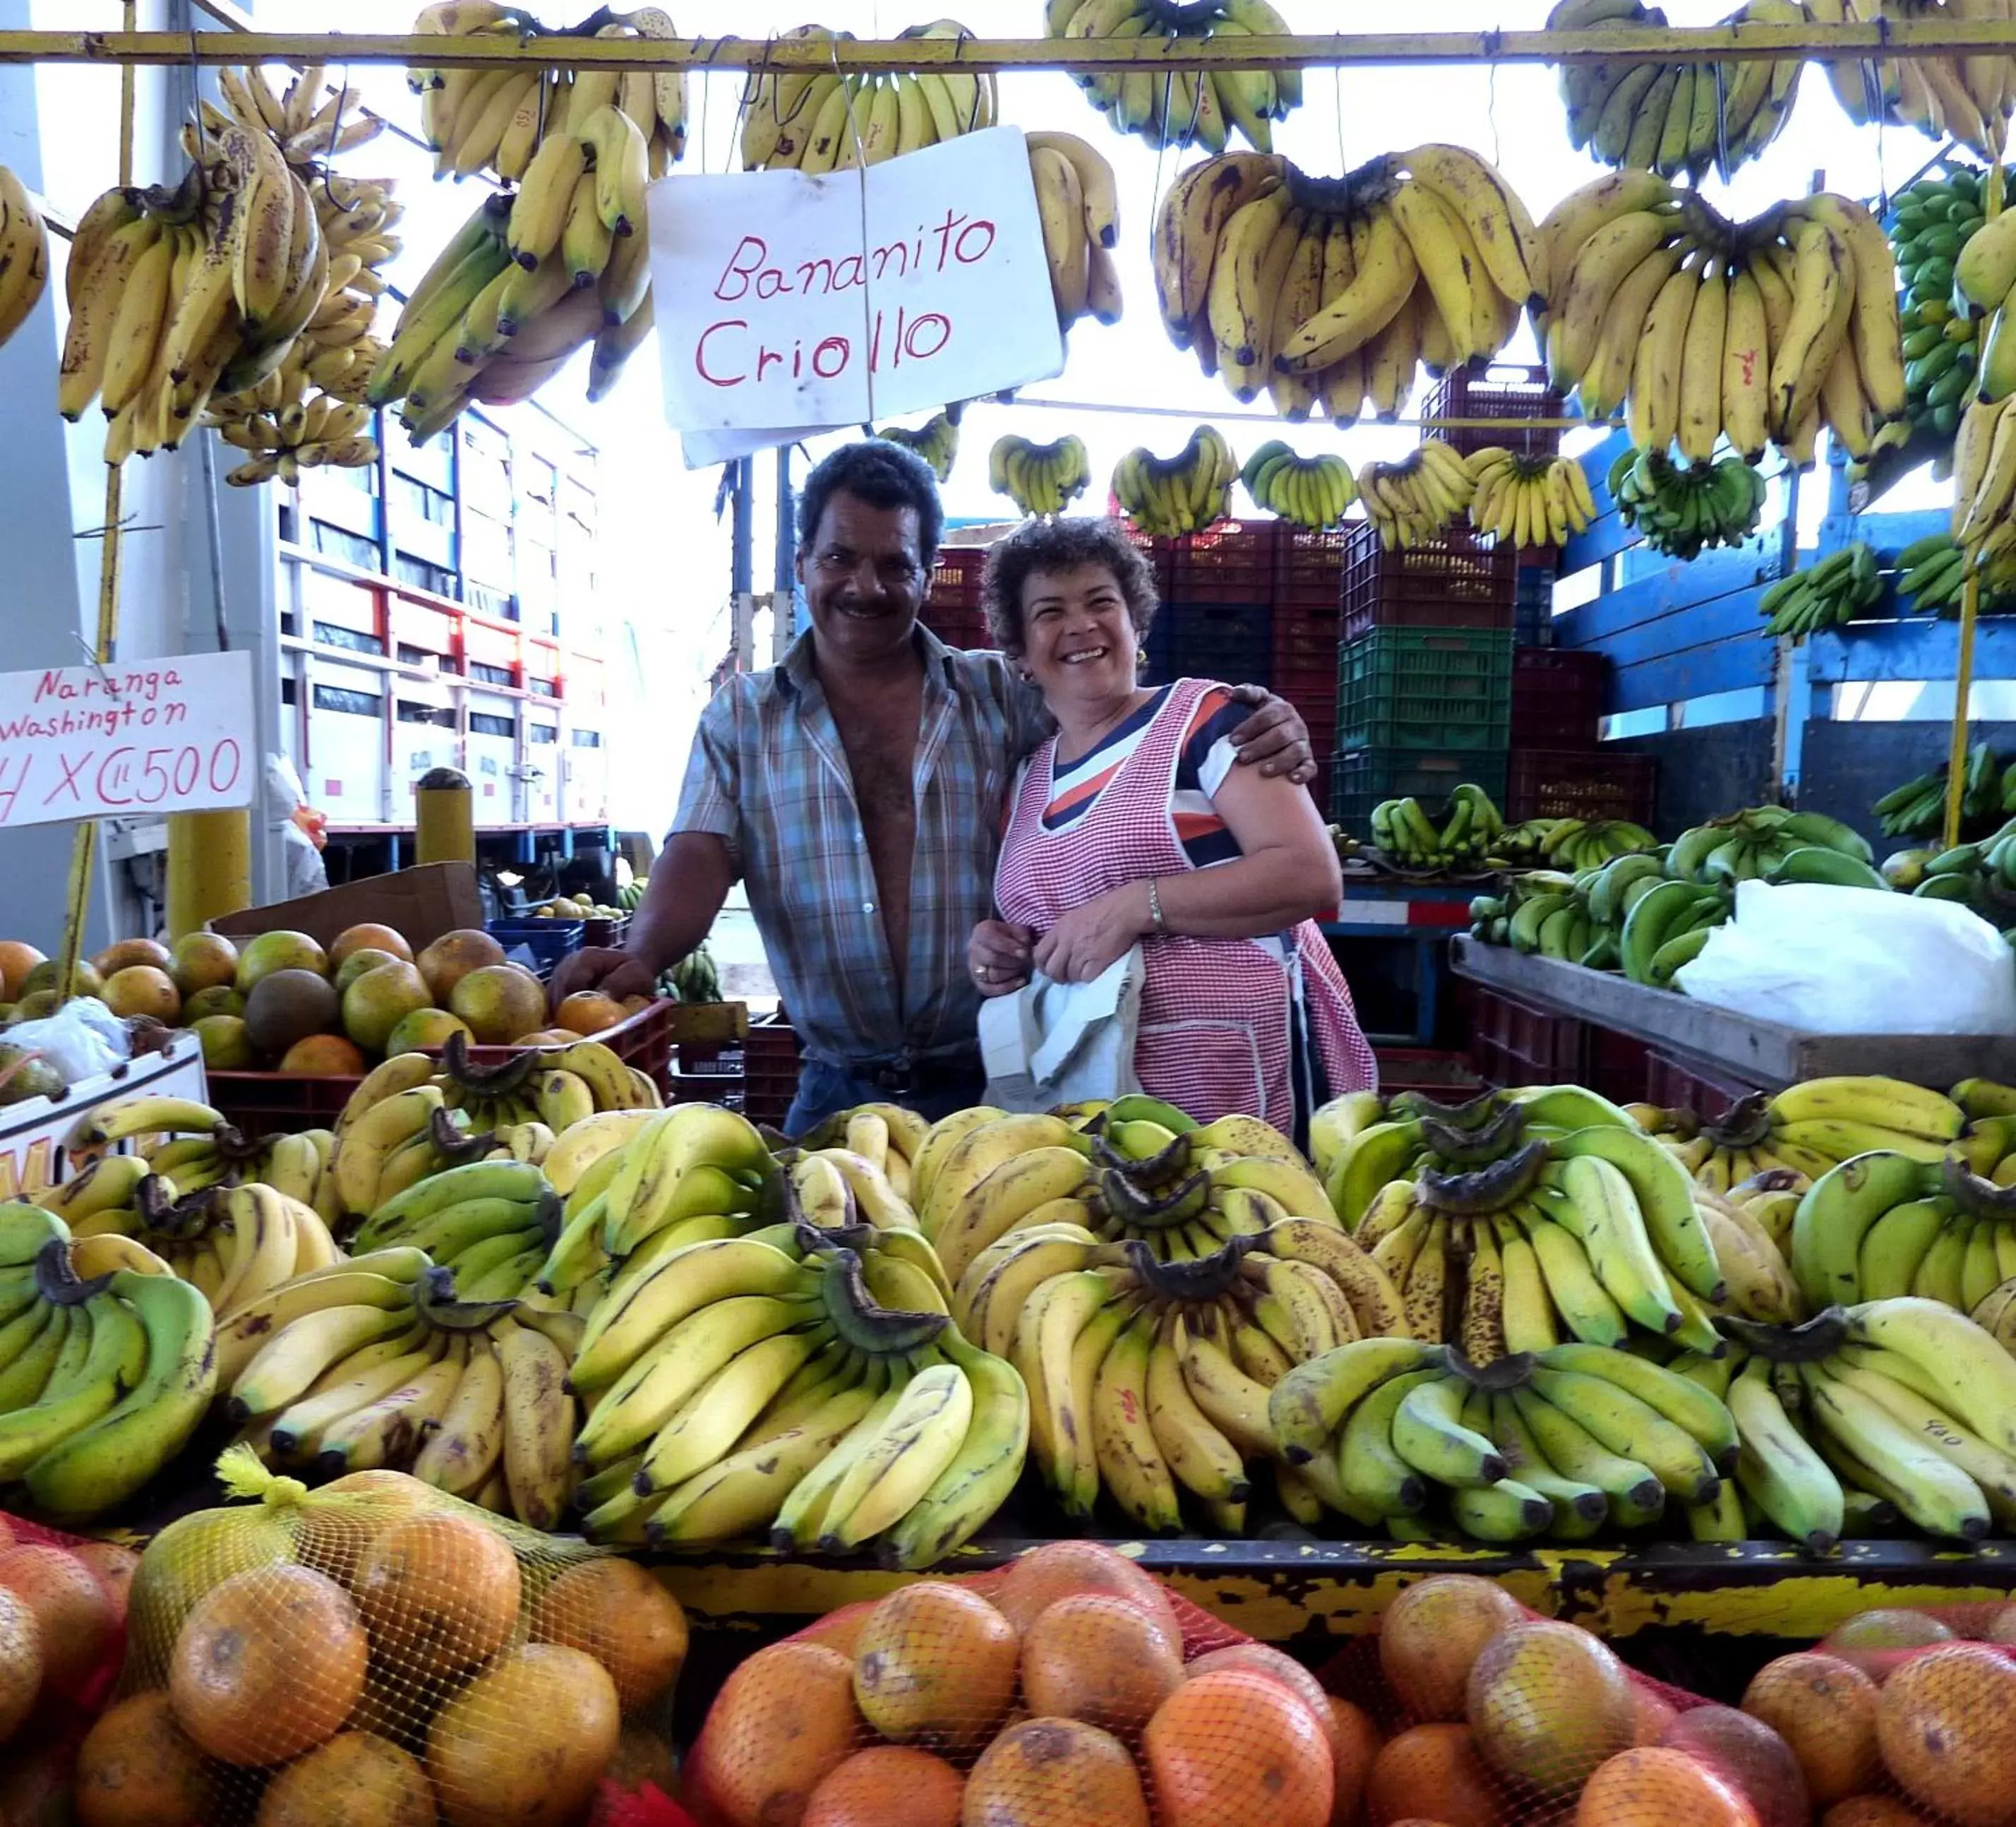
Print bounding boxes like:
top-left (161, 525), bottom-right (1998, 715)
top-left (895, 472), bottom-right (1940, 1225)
top-left (1144, 520), bottom-right (1276, 690)
top-left (919, 547), bottom-right (992, 650)
top-left (1329, 523), bottom-right (1516, 830)
top-left (1506, 642), bottom-right (1656, 826)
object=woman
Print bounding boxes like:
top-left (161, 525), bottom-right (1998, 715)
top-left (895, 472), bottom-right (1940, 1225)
top-left (968, 518), bottom-right (1375, 1132)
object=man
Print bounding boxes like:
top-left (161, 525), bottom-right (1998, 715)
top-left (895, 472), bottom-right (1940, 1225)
top-left (552, 440), bottom-right (1314, 1132)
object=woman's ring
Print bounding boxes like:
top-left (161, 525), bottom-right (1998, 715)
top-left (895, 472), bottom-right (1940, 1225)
top-left (978, 964), bottom-right (993, 981)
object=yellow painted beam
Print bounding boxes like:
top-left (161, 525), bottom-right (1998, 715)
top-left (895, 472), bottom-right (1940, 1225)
top-left (2, 20), bottom-right (2015, 73)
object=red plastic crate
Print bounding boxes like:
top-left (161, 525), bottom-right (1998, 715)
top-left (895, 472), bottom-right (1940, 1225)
top-left (928, 545), bottom-right (988, 610)
top-left (1169, 520), bottom-right (1278, 604)
top-left (209, 998), bottom-right (680, 1138)
top-left (1644, 1050), bottom-right (1768, 1112)
top-left (1511, 648), bottom-right (1607, 748)
top-left (1424, 361), bottom-right (1566, 460)
top-left (1372, 1047), bottom-right (1487, 1103)
top-left (920, 603), bottom-right (992, 651)
top-left (1506, 747), bottom-right (1657, 825)
top-left (742, 1012), bottom-right (803, 1132)
top-left (1338, 522), bottom-right (1518, 642)
top-left (1465, 985), bottom-right (1588, 1089)
top-left (1277, 526), bottom-right (1348, 613)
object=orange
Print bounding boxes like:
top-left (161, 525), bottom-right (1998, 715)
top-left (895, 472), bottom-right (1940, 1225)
top-left (964, 1717), bottom-right (1150, 1827)
top-left (689, 1639), bottom-right (861, 1827)
top-left (0, 1587), bottom-right (41, 1741)
top-left (278, 1033), bottom-right (367, 1074)
top-left (169, 1563), bottom-right (368, 1766)
top-left (993, 1542), bottom-right (1184, 1662)
top-left (330, 923), bottom-right (415, 966)
top-left (1468, 1619), bottom-right (1636, 1796)
top-left (426, 1642), bottom-right (618, 1827)
top-left (803, 1745), bottom-right (964, 1827)
top-left (94, 939), bottom-right (173, 978)
top-left (556, 990), bottom-right (626, 1035)
top-left (533, 1557), bottom-right (688, 1713)
top-left (853, 1581), bottom-right (1019, 1751)
top-left (1876, 1641), bottom-right (2016, 1827)
top-left (1326, 1696), bottom-right (1383, 1827)
top-left (0, 944), bottom-right (45, 1002)
top-left (1741, 1653), bottom-right (1881, 1805)
top-left (1186, 1644), bottom-right (1337, 1757)
top-left (1366, 1723), bottom-right (1501, 1827)
top-left (1633, 1685), bottom-right (1681, 1747)
top-left (256, 1731), bottom-right (436, 1827)
top-left (1021, 1593), bottom-right (1184, 1738)
top-left (102, 966), bottom-right (180, 1022)
top-left (799, 1600), bottom-right (875, 1661)
top-left (1146, 1665), bottom-right (1333, 1827)
top-left (352, 1509), bottom-right (522, 1680)
top-left (1379, 1575), bottom-right (1525, 1723)
top-left (294, 1470), bottom-right (446, 1589)
top-left (0, 1543), bottom-right (116, 1697)
top-left (71, 1541), bottom-right (140, 1629)
top-left (73, 1691), bottom-right (218, 1827)
top-left (1574, 1748), bottom-right (1756, 1827)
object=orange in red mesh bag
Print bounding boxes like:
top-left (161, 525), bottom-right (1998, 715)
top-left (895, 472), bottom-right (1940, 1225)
top-left (73, 1446), bottom-right (687, 1827)
top-left (685, 1539), bottom-right (1345, 1827)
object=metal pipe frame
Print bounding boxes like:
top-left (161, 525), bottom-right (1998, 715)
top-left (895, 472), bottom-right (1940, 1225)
top-left (6, 20), bottom-right (2016, 72)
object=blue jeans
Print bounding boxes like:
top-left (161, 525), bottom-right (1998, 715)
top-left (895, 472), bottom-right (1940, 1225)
top-left (782, 1053), bottom-right (988, 1137)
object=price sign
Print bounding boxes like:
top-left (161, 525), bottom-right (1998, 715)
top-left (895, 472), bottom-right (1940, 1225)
top-left (0, 649), bottom-right (256, 829)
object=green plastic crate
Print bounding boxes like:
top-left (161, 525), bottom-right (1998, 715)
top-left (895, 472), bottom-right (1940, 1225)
top-left (1328, 749), bottom-right (1508, 832)
top-left (1336, 627), bottom-right (1513, 753)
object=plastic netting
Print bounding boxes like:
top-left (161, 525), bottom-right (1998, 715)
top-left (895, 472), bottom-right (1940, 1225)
top-left (0, 1509), bottom-right (136, 1819)
top-left (76, 1449), bottom-right (687, 1827)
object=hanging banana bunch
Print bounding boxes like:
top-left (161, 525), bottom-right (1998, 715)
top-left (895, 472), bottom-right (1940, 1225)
top-left (1028, 133), bottom-right (1124, 337)
top-left (992, 435), bottom-right (1091, 517)
top-left (1240, 441), bottom-right (1357, 529)
top-left (1465, 448), bottom-right (1598, 549)
top-left (1811, 0), bottom-right (2016, 160)
top-left (1045, 0), bottom-right (1297, 152)
top-left (0, 168), bottom-right (50, 352)
top-left (870, 409), bottom-right (959, 482)
top-left (1113, 426), bottom-right (1237, 537)
top-left (1151, 146), bottom-right (1539, 421)
top-left (409, 2), bottom-right (688, 185)
top-left (1357, 441), bottom-right (1474, 551)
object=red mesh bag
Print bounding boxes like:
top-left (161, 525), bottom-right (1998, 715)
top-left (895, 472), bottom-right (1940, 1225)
top-left (0, 1510), bottom-right (136, 1818)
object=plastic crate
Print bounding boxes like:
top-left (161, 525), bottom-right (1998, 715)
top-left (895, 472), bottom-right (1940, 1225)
top-left (1424, 361), bottom-right (1566, 459)
top-left (920, 602), bottom-right (992, 651)
top-left (1168, 520), bottom-right (1278, 604)
top-left (1328, 748), bottom-right (1508, 831)
top-left (1511, 648), bottom-right (1606, 748)
top-left (1338, 521), bottom-right (1518, 642)
top-left (928, 545), bottom-right (988, 610)
top-left (1144, 601), bottom-right (1273, 689)
top-left (1515, 563), bottom-right (1556, 647)
top-left (486, 917), bottom-right (584, 978)
top-left (1336, 627), bottom-right (1513, 753)
top-left (1277, 526), bottom-right (1348, 613)
top-left (1506, 746), bottom-right (1657, 825)
top-left (1464, 984), bottom-right (1589, 1090)
top-left (208, 996), bottom-right (682, 1137)
top-left (743, 1012), bottom-right (803, 1132)
top-left (1274, 601), bottom-right (1341, 762)
top-left (1374, 1046), bottom-right (1489, 1103)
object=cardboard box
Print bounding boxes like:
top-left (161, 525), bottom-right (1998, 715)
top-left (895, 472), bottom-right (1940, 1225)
top-left (209, 863), bottom-right (486, 953)
top-left (0, 1032), bottom-right (208, 1200)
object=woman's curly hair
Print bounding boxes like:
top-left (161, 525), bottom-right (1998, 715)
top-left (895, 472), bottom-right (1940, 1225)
top-left (980, 517), bottom-right (1160, 657)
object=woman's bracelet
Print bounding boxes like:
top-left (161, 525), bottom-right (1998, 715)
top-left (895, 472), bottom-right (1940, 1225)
top-left (1146, 878), bottom-right (1166, 933)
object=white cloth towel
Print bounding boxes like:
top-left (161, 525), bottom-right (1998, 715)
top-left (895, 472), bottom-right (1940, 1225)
top-left (976, 946), bottom-right (1146, 1112)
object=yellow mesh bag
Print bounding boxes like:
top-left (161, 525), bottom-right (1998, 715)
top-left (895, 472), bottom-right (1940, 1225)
top-left (76, 1446), bottom-right (685, 1827)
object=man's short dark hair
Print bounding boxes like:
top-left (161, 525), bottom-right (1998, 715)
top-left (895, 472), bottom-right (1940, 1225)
top-left (797, 440), bottom-right (944, 566)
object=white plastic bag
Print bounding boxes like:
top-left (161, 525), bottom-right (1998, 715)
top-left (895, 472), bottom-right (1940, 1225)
top-left (4, 997), bottom-right (131, 1082)
top-left (1676, 881), bottom-right (2016, 1034)
top-left (978, 946), bottom-right (1146, 1111)
top-left (265, 753), bottom-right (328, 899)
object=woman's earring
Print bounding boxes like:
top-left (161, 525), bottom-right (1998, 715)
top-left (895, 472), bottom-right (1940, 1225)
top-left (1136, 648), bottom-right (1149, 668)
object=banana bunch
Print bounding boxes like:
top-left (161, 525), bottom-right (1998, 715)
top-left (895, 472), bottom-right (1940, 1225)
top-left (368, 95), bottom-right (654, 445)
top-left (570, 1223), bottom-right (1026, 1567)
top-left (1151, 147), bottom-right (1539, 419)
top-left (207, 394), bottom-right (377, 488)
top-left (0, 1204), bottom-right (215, 1521)
top-left (1028, 132), bottom-right (1125, 334)
top-left (217, 61), bottom-right (384, 168)
top-left (1812, 0), bottom-right (2016, 161)
top-left (992, 434), bottom-right (1091, 517)
top-left (1272, 1334), bottom-right (1737, 1543)
top-left (1760, 542), bottom-right (1886, 640)
top-left (1894, 531), bottom-right (2016, 613)
top-left (1357, 440), bottom-right (1474, 551)
top-left (1112, 425), bottom-right (1237, 537)
top-left (1045, 0), bottom-right (1295, 152)
top-left (411, 3), bottom-right (686, 185)
top-left (59, 106), bottom-right (330, 462)
top-left (870, 409), bottom-right (959, 483)
top-left (1539, 175), bottom-right (1905, 466)
top-left (1617, 876), bottom-right (1730, 984)
top-left (226, 1256), bottom-right (580, 1526)
top-left (350, 1158), bottom-right (563, 1305)
top-left (1875, 743), bottom-right (2008, 837)
top-left (1888, 165), bottom-right (1987, 439)
top-left (1667, 802), bottom-right (1878, 885)
top-left (1696, 1300), bottom-right (2016, 1545)
top-left (1666, 1081), bottom-right (1949, 1199)
top-left (1543, 817), bottom-right (1661, 870)
top-left (62, 1096), bottom-right (347, 1226)
top-left (1948, 392), bottom-right (2016, 574)
top-left (664, 942), bottom-right (721, 1002)
top-left (1549, 0), bottom-right (1804, 181)
top-left (741, 22), bottom-right (994, 170)
top-left (1606, 445), bottom-right (1768, 559)
top-left (1240, 441), bottom-right (1357, 528)
top-left (1370, 784), bottom-right (1503, 873)
top-left (1492, 817), bottom-right (1574, 864)
top-left (1465, 448), bottom-right (1598, 549)
top-left (0, 168), bottom-right (49, 352)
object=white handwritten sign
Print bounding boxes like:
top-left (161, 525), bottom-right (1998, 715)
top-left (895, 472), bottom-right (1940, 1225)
top-left (0, 649), bottom-right (256, 827)
top-left (651, 126), bottom-right (1064, 457)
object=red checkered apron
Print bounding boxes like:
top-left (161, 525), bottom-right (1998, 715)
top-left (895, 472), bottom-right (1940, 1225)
top-left (995, 678), bottom-right (1376, 1126)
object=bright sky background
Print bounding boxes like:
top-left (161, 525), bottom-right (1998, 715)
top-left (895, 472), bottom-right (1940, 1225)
top-left (241, 0), bottom-right (1967, 829)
